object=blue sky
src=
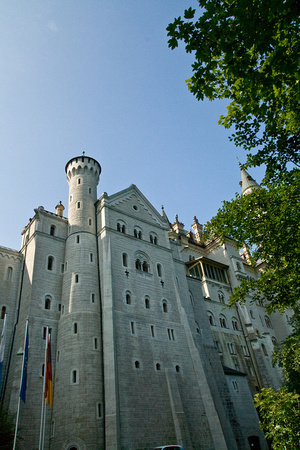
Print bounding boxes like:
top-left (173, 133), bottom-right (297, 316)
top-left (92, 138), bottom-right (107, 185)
top-left (0, 1), bottom-right (265, 250)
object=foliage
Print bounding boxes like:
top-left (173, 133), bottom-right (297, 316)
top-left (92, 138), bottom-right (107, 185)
top-left (0, 408), bottom-right (15, 450)
top-left (254, 387), bottom-right (300, 449)
top-left (273, 309), bottom-right (300, 394)
top-left (204, 171), bottom-right (300, 313)
top-left (167, 0), bottom-right (300, 180)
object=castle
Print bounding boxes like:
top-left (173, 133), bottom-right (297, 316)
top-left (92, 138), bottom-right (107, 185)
top-left (0, 154), bottom-right (292, 449)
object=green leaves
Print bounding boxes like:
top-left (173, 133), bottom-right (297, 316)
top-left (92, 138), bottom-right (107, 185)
top-left (254, 387), bottom-right (300, 449)
top-left (167, 0), bottom-right (300, 177)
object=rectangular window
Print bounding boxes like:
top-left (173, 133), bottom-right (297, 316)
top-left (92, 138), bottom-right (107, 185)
top-left (150, 325), bottom-right (155, 338)
top-left (130, 321), bottom-right (135, 335)
top-left (90, 253), bottom-right (93, 263)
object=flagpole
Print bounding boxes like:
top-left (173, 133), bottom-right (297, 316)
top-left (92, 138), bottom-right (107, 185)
top-left (13, 319), bottom-right (29, 450)
top-left (42, 332), bottom-right (51, 450)
top-left (39, 327), bottom-right (48, 450)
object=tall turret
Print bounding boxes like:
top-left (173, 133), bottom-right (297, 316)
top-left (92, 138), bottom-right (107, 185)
top-left (52, 154), bottom-right (104, 449)
top-left (239, 164), bottom-right (261, 196)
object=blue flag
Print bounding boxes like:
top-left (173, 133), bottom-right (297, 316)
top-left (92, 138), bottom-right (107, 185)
top-left (20, 324), bottom-right (29, 403)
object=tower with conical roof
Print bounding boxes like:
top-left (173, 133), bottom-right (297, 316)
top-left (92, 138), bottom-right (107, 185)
top-left (239, 164), bottom-right (261, 196)
top-left (52, 154), bottom-right (104, 449)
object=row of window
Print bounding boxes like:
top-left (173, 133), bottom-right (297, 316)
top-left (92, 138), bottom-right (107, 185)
top-left (124, 292), bottom-right (169, 312)
top-left (43, 292), bottom-right (97, 312)
top-left (188, 261), bottom-right (228, 284)
top-left (208, 311), bottom-right (241, 331)
top-left (214, 340), bottom-right (250, 357)
top-left (249, 311), bottom-right (273, 329)
top-left (129, 321), bottom-right (176, 341)
top-left (117, 221), bottom-right (158, 245)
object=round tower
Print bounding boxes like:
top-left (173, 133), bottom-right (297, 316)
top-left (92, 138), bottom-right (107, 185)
top-left (52, 154), bottom-right (104, 449)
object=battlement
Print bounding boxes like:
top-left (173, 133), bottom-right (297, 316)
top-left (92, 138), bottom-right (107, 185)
top-left (65, 154), bottom-right (101, 181)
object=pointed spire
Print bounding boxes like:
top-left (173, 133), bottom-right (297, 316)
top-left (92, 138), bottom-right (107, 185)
top-left (239, 164), bottom-right (261, 196)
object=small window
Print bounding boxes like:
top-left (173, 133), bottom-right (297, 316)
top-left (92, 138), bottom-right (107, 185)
top-left (91, 293), bottom-right (95, 303)
top-left (157, 263), bottom-right (162, 277)
top-left (167, 328), bottom-right (175, 341)
top-left (150, 325), bottom-right (155, 338)
top-left (74, 323), bottom-right (78, 334)
top-left (71, 370), bottom-right (78, 384)
top-left (90, 253), bottom-right (93, 263)
top-left (45, 296), bottom-right (51, 310)
top-left (94, 338), bottom-right (98, 350)
top-left (156, 363), bottom-right (161, 371)
top-left (50, 225), bottom-right (56, 236)
top-left (122, 253), bottom-right (128, 267)
top-left (75, 274), bottom-right (79, 283)
top-left (57, 351), bottom-right (60, 362)
top-left (88, 218), bottom-right (92, 226)
top-left (47, 256), bottom-right (54, 271)
top-left (6, 267), bottom-right (13, 281)
top-left (62, 305), bottom-right (65, 315)
top-left (175, 365), bottom-right (180, 373)
top-left (126, 293), bottom-right (131, 305)
top-left (77, 201), bottom-right (81, 209)
top-left (135, 259), bottom-right (141, 270)
top-left (250, 310), bottom-right (255, 319)
top-left (1, 306), bottom-right (7, 319)
top-left (207, 311), bottom-right (215, 326)
top-left (218, 291), bottom-right (225, 303)
top-left (70, 195), bottom-right (73, 202)
top-left (88, 187), bottom-right (92, 194)
top-left (142, 261), bottom-right (148, 272)
top-left (78, 178), bottom-right (81, 185)
top-left (162, 301), bottom-right (168, 313)
top-left (232, 380), bottom-right (239, 392)
top-left (76, 235), bottom-right (80, 244)
top-left (97, 402), bottom-right (102, 418)
top-left (130, 321), bottom-right (135, 335)
top-left (117, 222), bottom-right (126, 233)
top-left (232, 318), bottom-right (239, 331)
top-left (135, 360), bottom-right (140, 369)
top-left (265, 316), bottom-right (272, 328)
top-left (145, 297), bottom-right (150, 309)
top-left (43, 327), bottom-right (52, 340)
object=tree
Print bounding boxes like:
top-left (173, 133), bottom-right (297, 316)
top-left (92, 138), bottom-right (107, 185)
top-left (253, 387), bottom-right (300, 449)
top-left (0, 408), bottom-right (16, 450)
top-left (167, 2), bottom-right (300, 444)
top-left (167, 0), bottom-right (300, 180)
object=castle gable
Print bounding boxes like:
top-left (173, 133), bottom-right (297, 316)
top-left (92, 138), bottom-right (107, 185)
top-left (106, 185), bottom-right (165, 227)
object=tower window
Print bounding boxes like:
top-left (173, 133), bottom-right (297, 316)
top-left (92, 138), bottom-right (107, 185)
top-left (91, 293), bottom-right (95, 303)
top-left (88, 218), bottom-right (92, 226)
top-left (89, 187), bottom-right (92, 194)
top-left (94, 338), bottom-right (98, 350)
top-left (50, 225), bottom-right (56, 236)
top-left (71, 370), bottom-right (78, 384)
top-left (75, 274), bottom-right (79, 283)
top-left (77, 178), bottom-right (81, 185)
top-left (135, 360), bottom-right (140, 369)
top-left (175, 365), bottom-right (180, 373)
top-left (126, 293), bottom-right (131, 305)
top-left (76, 235), bottom-right (80, 244)
top-left (74, 323), bottom-right (78, 334)
top-left (150, 325), bottom-right (155, 338)
top-left (156, 363), bottom-right (161, 371)
top-left (162, 300), bottom-right (168, 313)
top-left (47, 256), bottom-right (54, 271)
top-left (130, 321), bottom-right (135, 335)
top-left (43, 327), bottom-right (52, 340)
top-left (145, 297), bottom-right (150, 309)
top-left (90, 253), bottom-right (93, 263)
top-left (122, 253), bottom-right (128, 267)
top-left (77, 201), bottom-right (81, 209)
top-left (6, 267), bottom-right (13, 281)
top-left (45, 296), bottom-right (51, 310)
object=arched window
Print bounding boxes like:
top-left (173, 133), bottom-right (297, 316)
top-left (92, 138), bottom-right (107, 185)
top-left (135, 259), bottom-right (141, 270)
top-left (145, 297), bottom-right (150, 309)
top-left (218, 291), bottom-right (225, 303)
top-left (45, 296), bottom-right (51, 310)
top-left (135, 252), bottom-right (150, 273)
top-left (134, 228), bottom-right (142, 239)
top-left (47, 256), bottom-right (54, 271)
top-left (50, 225), bottom-right (56, 236)
top-left (6, 267), bottom-right (13, 281)
top-left (135, 360), bottom-right (140, 369)
top-left (157, 263), bottom-right (162, 277)
top-left (122, 253), bottom-right (128, 267)
top-left (162, 300), bottom-right (168, 313)
top-left (265, 315), bottom-right (272, 328)
top-left (150, 233), bottom-right (158, 245)
top-left (232, 318), bottom-right (239, 330)
top-left (142, 261), bottom-right (148, 272)
top-left (117, 221), bottom-right (126, 233)
top-left (207, 311), bottom-right (215, 326)
top-left (126, 292), bottom-right (131, 305)
top-left (219, 315), bottom-right (228, 328)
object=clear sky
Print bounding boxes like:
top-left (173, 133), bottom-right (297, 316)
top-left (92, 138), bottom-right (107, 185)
top-left (0, 0), bottom-right (265, 250)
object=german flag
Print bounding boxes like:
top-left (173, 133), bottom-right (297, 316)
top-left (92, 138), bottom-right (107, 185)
top-left (44, 335), bottom-right (53, 407)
